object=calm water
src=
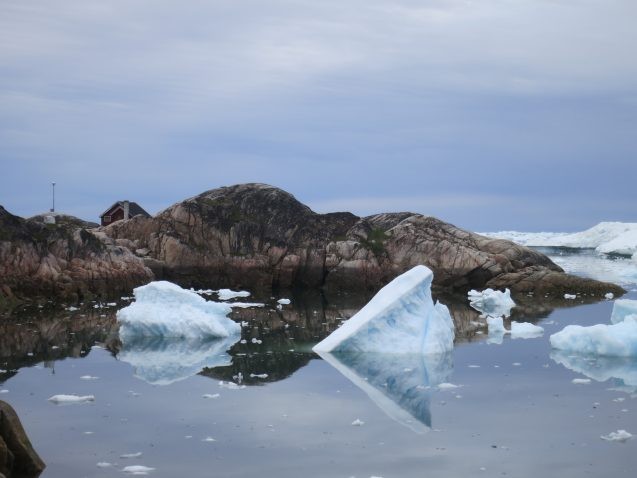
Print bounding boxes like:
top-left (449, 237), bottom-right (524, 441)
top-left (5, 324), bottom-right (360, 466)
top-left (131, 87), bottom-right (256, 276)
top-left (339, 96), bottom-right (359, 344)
top-left (2, 255), bottom-right (637, 477)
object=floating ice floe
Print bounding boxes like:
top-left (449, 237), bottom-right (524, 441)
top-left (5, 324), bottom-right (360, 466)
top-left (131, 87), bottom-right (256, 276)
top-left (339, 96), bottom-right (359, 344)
top-left (120, 452), bottom-right (142, 458)
top-left (610, 299), bottom-right (637, 324)
top-left (122, 465), bottom-right (155, 475)
top-left (600, 429), bottom-right (633, 443)
top-left (80, 375), bottom-right (99, 380)
top-left (313, 266), bottom-right (454, 354)
top-left (550, 316), bottom-right (637, 357)
top-left (227, 302), bottom-right (265, 309)
top-left (510, 321), bottom-right (544, 339)
top-left (96, 462), bottom-right (113, 468)
top-left (572, 378), bottom-right (591, 384)
top-left (277, 298), bottom-right (291, 305)
top-left (564, 294), bottom-right (577, 300)
top-left (487, 316), bottom-right (506, 334)
top-left (48, 394), bottom-right (95, 404)
top-left (117, 335), bottom-right (239, 385)
top-left (316, 350), bottom-right (453, 433)
top-left (217, 289), bottom-right (251, 301)
top-left (116, 281), bottom-right (240, 339)
top-left (467, 288), bottom-right (515, 318)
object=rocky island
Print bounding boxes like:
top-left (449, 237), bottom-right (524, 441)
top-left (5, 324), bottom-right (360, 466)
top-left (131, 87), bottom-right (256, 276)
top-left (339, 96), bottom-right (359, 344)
top-left (0, 183), bottom-right (624, 306)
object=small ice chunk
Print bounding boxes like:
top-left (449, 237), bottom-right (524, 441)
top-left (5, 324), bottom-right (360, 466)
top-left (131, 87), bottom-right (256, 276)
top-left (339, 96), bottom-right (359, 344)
top-left (218, 381), bottom-right (246, 390)
top-left (80, 375), bottom-right (99, 380)
top-left (605, 293), bottom-right (615, 300)
top-left (96, 462), bottom-right (113, 468)
top-left (217, 289), bottom-right (251, 301)
top-left (313, 266), bottom-right (455, 354)
top-left (486, 316), bottom-right (506, 334)
top-left (48, 394), bottom-right (95, 404)
top-left (120, 452), bottom-right (142, 458)
top-left (610, 299), bottom-right (637, 324)
top-left (438, 383), bottom-right (460, 390)
top-left (227, 302), bottom-right (265, 308)
top-left (351, 419), bottom-right (365, 426)
top-left (572, 378), bottom-right (591, 384)
top-left (0, 390), bottom-right (8, 394)
top-left (116, 281), bottom-right (240, 339)
top-left (277, 298), bottom-right (291, 305)
top-left (250, 373), bottom-right (268, 379)
top-left (67, 306), bottom-right (79, 311)
top-left (564, 294), bottom-right (577, 300)
top-left (202, 437), bottom-right (216, 442)
top-left (468, 288), bottom-right (516, 318)
top-left (550, 317), bottom-right (637, 357)
top-left (510, 322), bottom-right (544, 339)
top-left (123, 465), bottom-right (155, 474)
top-left (600, 429), bottom-right (633, 442)
top-left (202, 393), bottom-right (220, 399)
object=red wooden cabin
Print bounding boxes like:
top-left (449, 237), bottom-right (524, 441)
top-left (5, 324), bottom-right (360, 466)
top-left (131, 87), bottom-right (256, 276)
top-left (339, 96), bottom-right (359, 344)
top-left (100, 200), bottom-right (150, 226)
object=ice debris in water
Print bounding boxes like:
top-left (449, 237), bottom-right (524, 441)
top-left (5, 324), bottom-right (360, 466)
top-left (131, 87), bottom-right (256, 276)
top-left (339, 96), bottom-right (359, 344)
top-left (605, 292), bottom-right (615, 300)
top-left (487, 317), bottom-right (506, 334)
top-left (48, 394), bottom-right (95, 404)
top-left (438, 383), bottom-right (460, 390)
top-left (96, 462), bottom-right (113, 468)
top-left (510, 321), bottom-right (544, 339)
top-left (468, 288), bottom-right (515, 318)
top-left (116, 281), bottom-right (240, 339)
top-left (313, 266), bottom-right (454, 354)
top-left (610, 299), bottom-right (637, 324)
top-left (277, 298), bottom-right (291, 305)
top-left (122, 465), bottom-right (155, 475)
top-left (564, 294), bottom-right (577, 300)
top-left (550, 314), bottom-right (637, 357)
top-left (572, 378), bottom-right (591, 384)
top-left (120, 452), bottom-right (142, 458)
top-left (217, 289), bottom-right (251, 301)
top-left (80, 375), bottom-right (99, 380)
top-left (351, 419), bottom-right (365, 426)
top-left (600, 430), bottom-right (633, 442)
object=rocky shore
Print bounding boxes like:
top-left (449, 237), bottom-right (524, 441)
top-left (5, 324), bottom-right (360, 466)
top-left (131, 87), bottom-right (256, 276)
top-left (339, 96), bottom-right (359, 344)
top-left (0, 184), bottom-right (624, 306)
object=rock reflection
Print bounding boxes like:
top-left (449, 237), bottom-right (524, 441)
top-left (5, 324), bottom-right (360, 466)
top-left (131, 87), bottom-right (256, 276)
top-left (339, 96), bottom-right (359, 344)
top-left (316, 351), bottom-right (453, 433)
top-left (551, 350), bottom-right (637, 391)
top-left (116, 336), bottom-right (240, 385)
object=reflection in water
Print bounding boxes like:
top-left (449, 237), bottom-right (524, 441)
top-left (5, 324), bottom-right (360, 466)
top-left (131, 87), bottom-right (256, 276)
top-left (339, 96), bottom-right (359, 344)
top-left (551, 350), bottom-right (637, 391)
top-left (316, 351), bottom-right (453, 433)
top-left (116, 335), bottom-right (240, 385)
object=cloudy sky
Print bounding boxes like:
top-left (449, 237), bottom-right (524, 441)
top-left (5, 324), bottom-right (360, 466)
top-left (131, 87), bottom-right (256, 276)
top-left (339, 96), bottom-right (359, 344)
top-left (1, 0), bottom-right (635, 231)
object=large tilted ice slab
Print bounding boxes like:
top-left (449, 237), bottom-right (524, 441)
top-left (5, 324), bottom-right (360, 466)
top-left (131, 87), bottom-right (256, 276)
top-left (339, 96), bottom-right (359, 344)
top-left (611, 299), bottom-right (637, 324)
top-left (467, 288), bottom-right (515, 318)
top-left (312, 266), bottom-right (455, 354)
top-left (550, 316), bottom-right (637, 357)
top-left (483, 222), bottom-right (637, 257)
top-left (117, 336), bottom-right (239, 385)
top-left (317, 350), bottom-right (453, 433)
top-left (117, 281), bottom-right (241, 340)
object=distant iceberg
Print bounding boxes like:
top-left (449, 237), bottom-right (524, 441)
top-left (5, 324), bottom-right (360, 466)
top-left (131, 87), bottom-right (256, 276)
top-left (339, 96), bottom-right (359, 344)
top-left (312, 266), bottom-right (454, 354)
top-left (610, 299), bottom-right (637, 324)
top-left (117, 335), bottom-right (239, 385)
top-left (483, 222), bottom-right (637, 257)
top-left (317, 350), bottom-right (453, 433)
top-left (117, 281), bottom-right (241, 340)
top-left (467, 288), bottom-right (515, 318)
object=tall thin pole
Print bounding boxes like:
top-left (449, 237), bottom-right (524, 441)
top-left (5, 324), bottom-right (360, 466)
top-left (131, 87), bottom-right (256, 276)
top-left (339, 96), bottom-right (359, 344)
top-left (51, 182), bottom-right (56, 212)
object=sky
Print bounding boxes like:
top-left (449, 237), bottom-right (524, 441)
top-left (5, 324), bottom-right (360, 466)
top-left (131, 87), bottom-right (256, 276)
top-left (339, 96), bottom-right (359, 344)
top-left (1, 0), bottom-right (636, 232)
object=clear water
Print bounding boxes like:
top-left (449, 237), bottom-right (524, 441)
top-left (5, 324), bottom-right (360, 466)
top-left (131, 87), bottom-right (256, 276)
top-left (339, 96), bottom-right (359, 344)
top-left (2, 256), bottom-right (637, 477)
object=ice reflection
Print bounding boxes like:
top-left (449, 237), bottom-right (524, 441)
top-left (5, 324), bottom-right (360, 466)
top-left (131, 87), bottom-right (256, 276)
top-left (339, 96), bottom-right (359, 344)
top-left (316, 351), bottom-right (453, 433)
top-left (551, 350), bottom-right (637, 391)
top-left (117, 335), bottom-right (240, 385)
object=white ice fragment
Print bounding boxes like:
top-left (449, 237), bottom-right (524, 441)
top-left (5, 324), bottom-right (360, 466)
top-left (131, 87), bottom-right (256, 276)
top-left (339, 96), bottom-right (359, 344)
top-left (120, 452), bottom-right (143, 458)
top-left (277, 298), bottom-right (291, 305)
top-left (610, 299), bottom-right (637, 324)
top-left (600, 429), bottom-right (633, 442)
top-left (107, 302), bottom-right (117, 307)
top-left (96, 462), bottom-right (112, 468)
top-left (218, 381), bottom-right (246, 390)
top-left (550, 317), bottom-right (637, 357)
top-left (313, 266), bottom-right (454, 354)
top-left (228, 302), bottom-right (265, 308)
top-left (217, 289), bottom-right (250, 301)
top-left (0, 390), bottom-right (8, 394)
top-left (605, 293), bottom-right (615, 300)
top-left (487, 316), bottom-right (506, 334)
top-left (80, 375), bottom-right (99, 380)
top-left (468, 288), bottom-right (515, 318)
top-left (438, 383), bottom-right (460, 390)
top-left (351, 418), bottom-right (365, 426)
top-left (48, 394), bottom-right (95, 404)
top-left (564, 294), bottom-right (577, 300)
top-left (510, 321), bottom-right (544, 339)
top-left (116, 281), bottom-right (240, 339)
top-left (202, 393), bottom-right (220, 399)
top-left (250, 373), bottom-right (268, 379)
top-left (572, 378), bottom-right (591, 384)
top-left (202, 437), bottom-right (216, 442)
top-left (122, 465), bottom-right (155, 475)
top-left (67, 306), bottom-right (78, 311)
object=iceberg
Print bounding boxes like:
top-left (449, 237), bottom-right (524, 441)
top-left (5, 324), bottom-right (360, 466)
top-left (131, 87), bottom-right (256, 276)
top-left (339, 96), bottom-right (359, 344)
top-left (510, 321), bottom-right (544, 339)
top-left (486, 316), bottom-right (506, 334)
top-left (116, 335), bottom-right (239, 385)
top-left (550, 316), bottom-right (637, 357)
top-left (467, 288), bottom-right (515, 318)
top-left (117, 281), bottom-right (240, 339)
top-left (610, 299), bottom-right (637, 324)
top-left (313, 266), bottom-right (454, 354)
top-left (316, 350), bottom-right (453, 433)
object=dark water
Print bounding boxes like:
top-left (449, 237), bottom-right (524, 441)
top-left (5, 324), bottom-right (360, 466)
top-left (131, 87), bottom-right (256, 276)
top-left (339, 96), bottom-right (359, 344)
top-left (1, 287), bottom-right (636, 477)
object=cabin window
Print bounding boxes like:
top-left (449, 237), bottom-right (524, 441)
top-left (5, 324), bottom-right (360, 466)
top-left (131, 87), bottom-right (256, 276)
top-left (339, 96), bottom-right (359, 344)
top-left (103, 215), bottom-right (111, 223)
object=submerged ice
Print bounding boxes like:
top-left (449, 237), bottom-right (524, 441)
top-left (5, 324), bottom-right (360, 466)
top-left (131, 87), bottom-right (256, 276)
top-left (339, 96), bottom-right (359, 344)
top-left (312, 266), bottom-right (454, 354)
top-left (468, 288), bottom-right (515, 318)
top-left (117, 281), bottom-right (241, 340)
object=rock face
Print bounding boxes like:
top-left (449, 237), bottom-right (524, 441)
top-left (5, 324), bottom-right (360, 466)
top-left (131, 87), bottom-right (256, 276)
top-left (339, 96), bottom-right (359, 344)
top-left (103, 183), bottom-right (624, 297)
top-left (0, 400), bottom-right (45, 478)
top-left (0, 206), bottom-right (152, 303)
